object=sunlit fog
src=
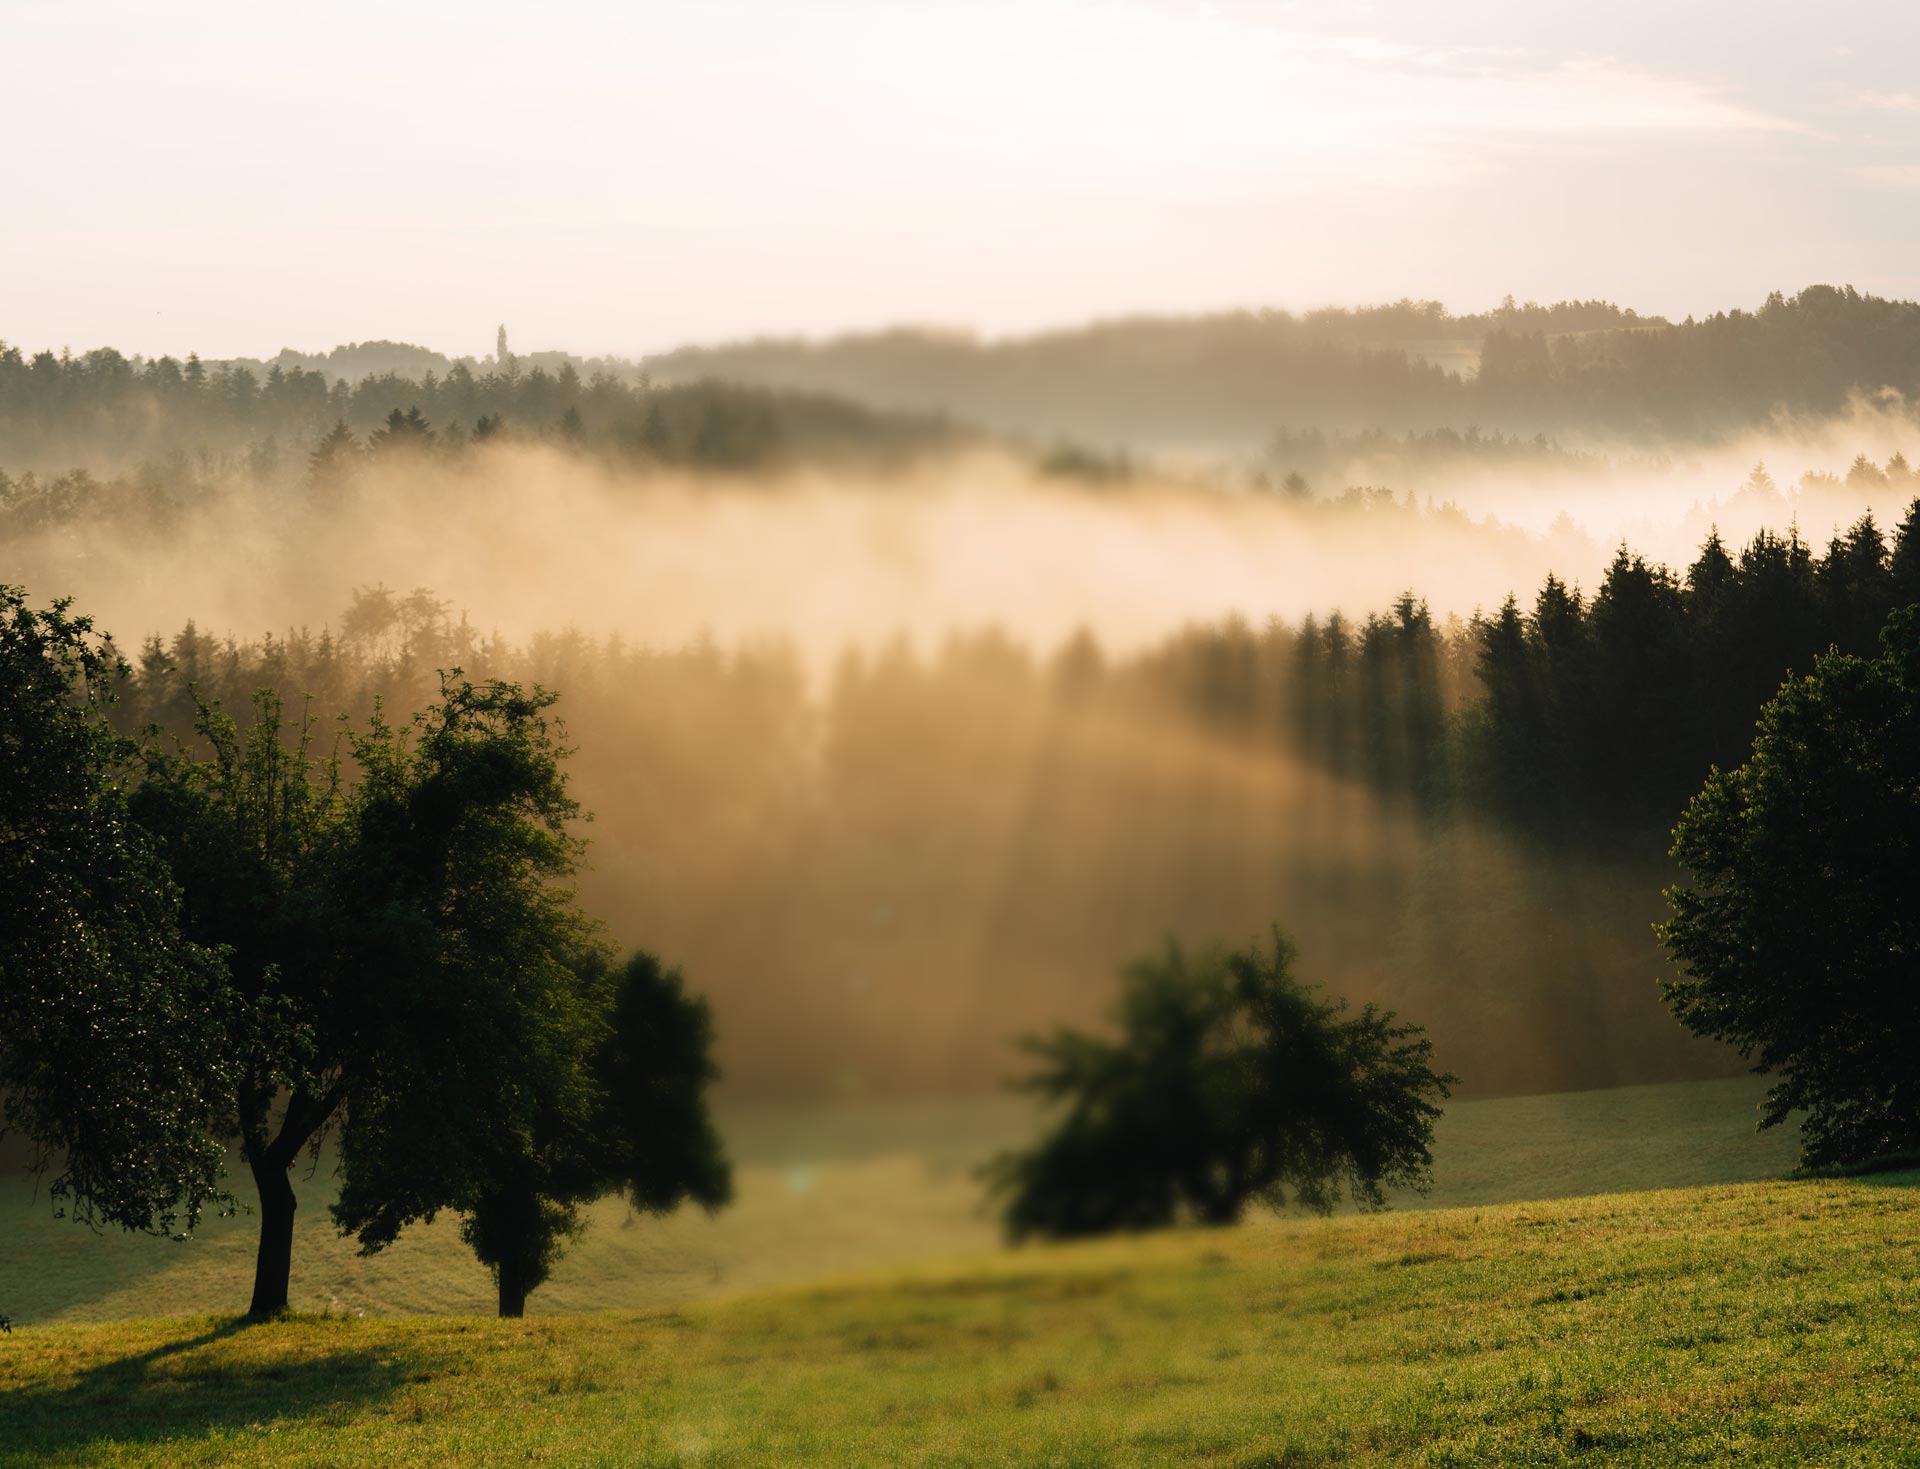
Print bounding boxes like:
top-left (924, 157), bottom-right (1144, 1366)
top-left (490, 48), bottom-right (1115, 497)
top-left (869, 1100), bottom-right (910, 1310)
top-left (9, 11), bottom-right (1920, 1458)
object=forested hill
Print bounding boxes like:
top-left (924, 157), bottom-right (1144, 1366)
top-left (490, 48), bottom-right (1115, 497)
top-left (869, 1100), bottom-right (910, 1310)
top-left (643, 286), bottom-right (1920, 449)
top-left (6, 285), bottom-right (1918, 474)
top-left (0, 354), bottom-right (961, 478)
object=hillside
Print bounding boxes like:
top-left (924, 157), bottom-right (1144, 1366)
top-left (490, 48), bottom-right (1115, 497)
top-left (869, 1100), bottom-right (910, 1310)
top-left (644, 286), bottom-right (1920, 451)
top-left (6, 1167), bottom-right (1916, 1467)
top-left (1, 1080), bottom-right (1795, 1326)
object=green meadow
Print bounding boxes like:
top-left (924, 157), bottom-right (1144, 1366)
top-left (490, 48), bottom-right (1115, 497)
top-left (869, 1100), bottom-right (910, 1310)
top-left (7, 1168), bottom-right (1919, 1467)
top-left (3, 1079), bottom-right (1792, 1325)
top-left (9, 1077), bottom-right (1898, 1466)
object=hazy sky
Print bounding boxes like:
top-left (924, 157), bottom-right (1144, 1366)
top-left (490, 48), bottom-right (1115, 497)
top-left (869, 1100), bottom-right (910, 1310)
top-left (5, 0), bottom-right (1918, 360)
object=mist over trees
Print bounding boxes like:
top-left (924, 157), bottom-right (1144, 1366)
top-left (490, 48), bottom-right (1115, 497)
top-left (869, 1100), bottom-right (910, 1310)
top-left (645, 285), bottom-right (1920, 448)
top-left (11, 288), bottom-right (1920, 1222)
top-left (0, 346), bottom-right (957, 481)
top-left (6, 286), bottom-right (1920, 490)
top-left (78, 479), bottom-right (1917, 1109)
top-left (1, 596), bottom-right (735, 1319)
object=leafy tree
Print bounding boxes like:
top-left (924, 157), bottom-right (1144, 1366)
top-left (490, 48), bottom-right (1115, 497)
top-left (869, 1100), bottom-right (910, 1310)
top-left (0, 588), bottom-right (235, 1246)
top-left (1661, 607), bottom-right (1920, 1168)
top-left (988, 930), bottom-right (1453, 1239)
top-left (131, 674), bottom-right (593, 1316)
top-left (339, 949), bottom-right (732, 1316)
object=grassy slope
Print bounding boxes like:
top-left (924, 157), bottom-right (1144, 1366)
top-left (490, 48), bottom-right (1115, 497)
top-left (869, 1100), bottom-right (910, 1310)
top-left (6, 1173), bottom-right (1920, 1467)
top-left (0, 1080), bottom-right (1796, 1325)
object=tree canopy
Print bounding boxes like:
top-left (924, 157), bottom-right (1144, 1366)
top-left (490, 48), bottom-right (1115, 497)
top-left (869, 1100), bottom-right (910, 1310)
top-left (1660, 607), bottom-right (1920, 1169)
top-left (0, 586), bottom-right (234, 1240)
top-left (988, 931), bottom-right (1453, 1239)
top-left (338, 948), bottom-right (733, 1316)
top-left (130, 674), bottom-right (602, 1315)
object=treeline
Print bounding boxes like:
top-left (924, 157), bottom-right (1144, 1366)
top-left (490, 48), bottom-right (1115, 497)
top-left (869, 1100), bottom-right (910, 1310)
top-left (0, 343), bottom-right (957, 476)
top-left (648, 317), bottom-right (1467, 448)
top-left (61, 492), bottom-right (1920, 1099)
top-left (243, 336), bottom-right (649, 388)
top-left (646, 285), bottom-right (1920, 449)
top-left (1260, 425), bottom-right (1606, 494)
top-left (1482, 285), bottom-right (1920, 432)
top-left (1146, 497), bottom-right (1920, 843)
top-left (11, 284), bottom-right (1917, 479)
top-left (1291, 295), bottom-right (1659, 342)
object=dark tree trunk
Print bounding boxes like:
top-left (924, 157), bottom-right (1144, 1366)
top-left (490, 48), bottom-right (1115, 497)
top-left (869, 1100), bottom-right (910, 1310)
top-left (497, 1263), bottom-right (529, 1319)
top-left (248, 1152), bottom-right (297, 1318)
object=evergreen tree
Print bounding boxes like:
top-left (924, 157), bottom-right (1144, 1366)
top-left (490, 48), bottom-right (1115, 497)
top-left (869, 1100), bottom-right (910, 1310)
top-left (307, 420), bottom-right (359, 487)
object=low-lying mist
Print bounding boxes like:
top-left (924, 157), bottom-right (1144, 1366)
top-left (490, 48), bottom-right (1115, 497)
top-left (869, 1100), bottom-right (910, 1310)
top-left (9, 434), bottom-right (1904, 1099)
top-left (15, 427), bottom-right (1919, 671)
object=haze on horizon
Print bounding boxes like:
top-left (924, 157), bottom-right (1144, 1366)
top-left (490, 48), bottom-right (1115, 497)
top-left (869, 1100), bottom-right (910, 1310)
top-left (6, 0), bottom-right (1920, 361)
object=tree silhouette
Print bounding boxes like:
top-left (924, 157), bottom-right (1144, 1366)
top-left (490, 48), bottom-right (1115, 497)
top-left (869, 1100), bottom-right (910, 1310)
top-left (1661, 607), bottom-right (1920, 1167)
top-left (0, 587), bottom-right (235, 1247)
top-left (988, 930), bottom-right (1452, 1239)
top-left (131, 675), bottom-right (595, 1316)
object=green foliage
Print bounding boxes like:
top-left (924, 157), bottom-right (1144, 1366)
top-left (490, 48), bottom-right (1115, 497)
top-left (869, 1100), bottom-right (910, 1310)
top-left (1660, 607), bottom-right (1920, 1169)
top-left (392, 948), bottom-right (732, 1317)
top-left (328, 698), bottom-right (730, 1318)
top-left (327, 678), bottom-right (592, 1254)
top-left (130, 672), bottom-right (609, 1315)
top-left (989, 931), bottom-right (1453, 1239)
top-left (0, 586), bottom-right (234, 1239)
top-left (1454, 505), bottom-right (1920, 840)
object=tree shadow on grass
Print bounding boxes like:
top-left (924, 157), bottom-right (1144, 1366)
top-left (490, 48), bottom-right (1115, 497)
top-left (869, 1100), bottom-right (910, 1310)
top-left (1801, 1151), bottom-right (1920, 1190)
top-left (1849, 1168), bottom-right (1920, 1190)
top-left (2, 1315), bottom-right (432, 1464)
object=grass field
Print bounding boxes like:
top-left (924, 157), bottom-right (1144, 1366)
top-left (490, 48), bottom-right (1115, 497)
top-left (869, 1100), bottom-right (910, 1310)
top-left (1, 1079), bottom-right (1796, 1325)
top-left (6, 1169), bottom-right (1919, 1467)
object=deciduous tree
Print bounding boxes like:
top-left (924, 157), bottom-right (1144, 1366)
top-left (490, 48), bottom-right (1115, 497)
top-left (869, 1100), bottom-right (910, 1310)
top-left (1661, 607), bottom-right (1920, 1168)
top-left (988, 930), bottom-right (1453, 1239)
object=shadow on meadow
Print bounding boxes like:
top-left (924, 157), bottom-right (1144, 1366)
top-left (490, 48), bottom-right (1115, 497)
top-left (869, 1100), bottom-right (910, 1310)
top-left (3, 1316), bottom-right (428, 1463)
top-left (1849, 1166), bottom-right (1920, 1191)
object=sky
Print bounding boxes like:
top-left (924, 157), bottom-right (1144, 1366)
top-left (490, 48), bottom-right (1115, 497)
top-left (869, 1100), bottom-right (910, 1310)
top-left (4, 0), bottom-right (1919, 360)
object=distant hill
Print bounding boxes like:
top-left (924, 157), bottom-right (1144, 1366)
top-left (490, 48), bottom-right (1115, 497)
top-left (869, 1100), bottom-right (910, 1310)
top-left (7, 287), bottom-right (1917, 469)
top-left (641, 287), bottom-right (1919, 451)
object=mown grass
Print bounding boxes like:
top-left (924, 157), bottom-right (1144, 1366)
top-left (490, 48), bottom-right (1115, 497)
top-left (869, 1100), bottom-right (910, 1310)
top-left (0, 1078), bottom-right (1796, 1325)
top-left (5, 1172), bottom-right (1920, 1467)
